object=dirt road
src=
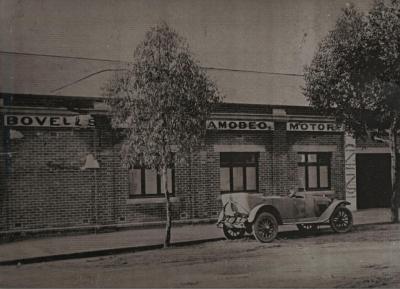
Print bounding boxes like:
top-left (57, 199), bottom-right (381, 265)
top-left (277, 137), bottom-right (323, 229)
top-left (1, 224), bottom-right (399, 288)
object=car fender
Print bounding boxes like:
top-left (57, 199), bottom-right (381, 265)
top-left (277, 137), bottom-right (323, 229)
top-left (315, 200), bottom-right (351, 223)
top-left (216, 210), bottom-right (224, 224)
top-left (248, 204), bottom-right (281, 224)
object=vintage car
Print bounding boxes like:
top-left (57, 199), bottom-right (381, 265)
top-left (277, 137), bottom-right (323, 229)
top-left (216, 191), bottom-right (353, 243)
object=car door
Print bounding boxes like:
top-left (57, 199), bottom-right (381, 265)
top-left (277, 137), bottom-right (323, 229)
top-left (276, 196), bottom-right (306, 221)
top-left (292, 196), bottom-right (307, 219)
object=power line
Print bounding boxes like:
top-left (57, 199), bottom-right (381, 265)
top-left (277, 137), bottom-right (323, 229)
top-left (0, 50), bottom-right (305, 77)
top-left (0, 50), bottom-right (121, 63)
top-left (1, 50), bottom-right (304, 93)
top-left (204, 66), bottom-right (303, 77)
top-left (51, 69), bottom-right (130, 93)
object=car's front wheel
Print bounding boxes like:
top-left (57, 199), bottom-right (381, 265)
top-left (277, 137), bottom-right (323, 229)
top-left (252, 212), bottom-right (278, 243)
top-left (222, 225), bottom-right (245, 240)
top-left (330, 206), bottom-right (353, 233)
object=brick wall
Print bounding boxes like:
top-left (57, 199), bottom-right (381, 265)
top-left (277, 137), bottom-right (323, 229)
top-left (205, 130), bottom-right (273, 197)
top-left (0, 115), bottom-right (346, 233)
top-left (0, 127), bottom-right (9, 231)
top-left (3, 127), bottom-right (97, 230)
top-left (287, 132), bottom-right (345, 199)
top-left (272, 122), bottom-right (289, 195)
top-left (0, 122), bottom-right (226, 232)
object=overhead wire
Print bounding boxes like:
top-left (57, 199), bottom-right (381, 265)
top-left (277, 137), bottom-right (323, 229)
top-left (0, 50), bottom-right (305, 93)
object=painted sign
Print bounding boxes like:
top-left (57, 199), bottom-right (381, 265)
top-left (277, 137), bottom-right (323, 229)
top-left (287, 122), bottom-right (342, 132)
top-left (206, 120), bottom-right (274, 131)
top-left (3, 114), bottom-right (95, 128)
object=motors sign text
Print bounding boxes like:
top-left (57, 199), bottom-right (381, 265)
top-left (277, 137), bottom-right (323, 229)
top-left (287, 122), bottom-right (342, 132)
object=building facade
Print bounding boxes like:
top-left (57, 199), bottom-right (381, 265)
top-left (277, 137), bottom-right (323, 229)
top-left (0, 95), bottom-right (353, 234)
top-left (1, 0), bottom-right (391, 236)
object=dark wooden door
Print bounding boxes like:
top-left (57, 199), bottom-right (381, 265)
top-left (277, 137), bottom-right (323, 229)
top-left (356, 154), bottom-right (392, 209)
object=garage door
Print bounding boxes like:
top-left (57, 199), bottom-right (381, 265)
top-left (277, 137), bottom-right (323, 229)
top-left (356, 154), bottom-right (392, 209)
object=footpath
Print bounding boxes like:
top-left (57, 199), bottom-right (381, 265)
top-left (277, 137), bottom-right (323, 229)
top-left (0, 208), bottom-right (392, 265)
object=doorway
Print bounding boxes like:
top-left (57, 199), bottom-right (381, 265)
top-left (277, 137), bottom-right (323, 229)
top-left (356, 153), bottom-right (392, 209)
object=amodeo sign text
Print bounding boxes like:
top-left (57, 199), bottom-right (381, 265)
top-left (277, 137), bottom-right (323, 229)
top-left (206, 120), bottom-right (274, 131)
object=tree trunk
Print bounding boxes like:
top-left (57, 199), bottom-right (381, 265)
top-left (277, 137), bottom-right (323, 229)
top-left (162, 166), bottom-right (172, 247)
top-left (390, 127), bottom-right (399, 223)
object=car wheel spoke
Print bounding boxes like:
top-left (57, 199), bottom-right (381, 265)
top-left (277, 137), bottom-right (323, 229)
top-left (330, 207), bottom-right (353, 233)
top-left (252, 212), bottom-right (278, 243)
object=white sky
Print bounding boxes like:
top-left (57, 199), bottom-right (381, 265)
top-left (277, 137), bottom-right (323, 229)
top-left (0, 0), bottom-right (374, 104)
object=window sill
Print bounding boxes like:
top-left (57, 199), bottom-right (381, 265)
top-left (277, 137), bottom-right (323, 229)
top-left (127, 197), bottom-right (179, 205)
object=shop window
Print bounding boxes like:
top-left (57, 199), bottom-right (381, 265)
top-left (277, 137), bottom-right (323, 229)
top-left (129, 167), bottom-right (174, 198)
top-left (220, 152), bottom-right (258, 193)
top-left (297, 152), bottom-right (331, 191)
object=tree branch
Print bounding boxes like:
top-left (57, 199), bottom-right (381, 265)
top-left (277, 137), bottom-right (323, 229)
top-left (372, 135), bottom-right (391, 144)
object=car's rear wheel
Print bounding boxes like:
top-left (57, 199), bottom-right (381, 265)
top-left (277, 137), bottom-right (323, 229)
top-left (222, 225), bottom-right (245, 240)
top-left (330, 206), bottom-right (353, 233)
top-left (296, 224), bottom-right (318, 233)
top-left (252, 212), bottom-right (278, 243)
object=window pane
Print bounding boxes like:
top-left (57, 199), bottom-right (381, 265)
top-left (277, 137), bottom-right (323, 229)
top-left (308, 166), bottom-right (318, 188)
top-left (221, 152), bottom-right (256, 165)
top-left (232, 167), bottom-right (244, 191)
top-left (129, 169), bottom-right (142, 195)
top-left (319, 166), bottom-right (329, 188)
top-left (297, 166), bottom-right (306, 190)
top-left (145, 169), bottom-right (158, 194)
top-left (220, 153), bottom-right (232, 165)
top-left (243, 153), bottom-right (256, 164)
top-left (220, 152), bottom-right (258, 192)
top-left (319, 153), bottom-right (331, 164)
top-left (246, 167), bottom-right (256, 190)
top-left (167, 168), bottom-right (173, 194)
top-left (308, 154), bottom-right (317, 163)
top-left (298, 153), bottom-right (306, 163)
top-left (220, 168), bottom-right (230, 191)
top-left (160, 169), bottom-right (173, 194)
top-left (232, 153), bottom-right (246, 164)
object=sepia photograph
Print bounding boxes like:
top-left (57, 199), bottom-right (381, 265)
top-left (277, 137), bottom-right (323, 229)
top-left (0, 0), bottom-right (399, 287)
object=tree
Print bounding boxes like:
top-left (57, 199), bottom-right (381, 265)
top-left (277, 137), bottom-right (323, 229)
top-left (304, 0), bottom-right (400, 222)
top-left (104, 22), bottom-right (222, 247)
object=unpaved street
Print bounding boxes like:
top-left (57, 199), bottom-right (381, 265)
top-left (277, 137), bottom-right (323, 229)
top-left (1, 224), bottom-right (400, 288)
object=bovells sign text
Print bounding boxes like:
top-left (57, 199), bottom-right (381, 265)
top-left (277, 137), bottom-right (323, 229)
top-left (206, 120), bottom-right (274, 131)
top-left (4, 114), bottom-right (95, 128)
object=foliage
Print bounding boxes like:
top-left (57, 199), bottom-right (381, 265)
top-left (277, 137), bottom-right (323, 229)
top-left (304, 0), bottom-right (400, 222)
top-left (304, 0), bottom-right (400, 138)
top-left (103, 22), bottom-right (222, 246)
top-left (104, 22), bottom-right (222, 172)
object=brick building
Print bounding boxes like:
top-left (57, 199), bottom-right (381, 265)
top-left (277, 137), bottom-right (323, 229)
top-left (0, 52), bottom-right (391, 235)
top-left (0, 94), bottom-right (348, 234)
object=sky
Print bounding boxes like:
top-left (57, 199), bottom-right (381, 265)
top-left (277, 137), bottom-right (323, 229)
top-left (0, 0), bottom-right (374, 104)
